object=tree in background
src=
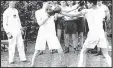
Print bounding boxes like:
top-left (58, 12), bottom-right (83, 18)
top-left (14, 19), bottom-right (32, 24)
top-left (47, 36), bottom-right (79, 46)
top-left (1, 1), bottom-right (112, 41)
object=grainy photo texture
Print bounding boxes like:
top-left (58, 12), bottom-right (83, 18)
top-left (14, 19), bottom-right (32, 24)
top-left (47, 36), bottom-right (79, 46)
top-left (1, 0), bottom-right (112, 67)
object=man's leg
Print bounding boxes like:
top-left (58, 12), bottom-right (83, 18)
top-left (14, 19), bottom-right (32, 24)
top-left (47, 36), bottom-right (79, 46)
top-left (31, 33), bottom-right (46, 67)
top-left (57, 48), bottom-right (66, 66)
top-left (96, 20), bottom-right (107, 54)
top-left (95, 21), bottom-right (107, 55)
top-left (104, 32), bottom-right (110, 50)
top-left (47, 34), bottom-right (66, 66)
top-left (101, 48), bottom-right (111, 67)
top-left (8, 37), bottom-right (16, 64)
top-left (50, 29), bottom-right (62, 54)
top-left (64, 32), bottom-right (69, 53)
top-left (98, 32), bottom-right (111, 67)
top-left (79, 32), bottom-right (84, 49)
top-left (78, 17), bottom-right (85, 50)
top-left (31, 50), bottom-right (42, 67)
top-left (78, 47), bottom-right (88, 67)
top-left (72, 33), bottom-right (78, 51)
top-left (57, 29), bottom-right (62, 42)
top-left (17, 34), bottom-right (26, 61)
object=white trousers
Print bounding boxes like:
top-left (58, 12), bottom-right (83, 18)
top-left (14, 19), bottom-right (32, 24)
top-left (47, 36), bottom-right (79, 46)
top-left (8, 31), bottom-right (26, 63)
top-left (83, 30), bottom-right (108, 49)
top-left (35, 26), bottom-right (61, 50)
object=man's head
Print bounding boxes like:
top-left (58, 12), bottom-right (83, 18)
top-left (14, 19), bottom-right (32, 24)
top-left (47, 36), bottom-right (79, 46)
top-left (75, 1), bottom-right (80, 4)
top-left (97, 0), bottom-right (103, 6)
top-left (43, 1), bottom-right (53, 10)
top-left (9, 1), bottom-right (16, 8)
top-left (67, 1), bottom-right (74, 6)
top-left (60, 1), bottom-right (67, 7)
top-left (87, 0), bottom-right (97, 8)
top-left (53, 1), bottom-right (58, 5)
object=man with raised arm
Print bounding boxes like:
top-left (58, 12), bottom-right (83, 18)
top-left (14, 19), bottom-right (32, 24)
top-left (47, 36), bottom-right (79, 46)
top-left (60, 0), bottom-right (111, 67)
top-left (31, 1), bottom-right (66, 67)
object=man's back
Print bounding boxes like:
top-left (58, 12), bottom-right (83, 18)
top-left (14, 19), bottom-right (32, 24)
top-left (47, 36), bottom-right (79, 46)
top-left (98, 4), bottom-right (108, 19)
top-left (85, 8), bottom-right (105, 37)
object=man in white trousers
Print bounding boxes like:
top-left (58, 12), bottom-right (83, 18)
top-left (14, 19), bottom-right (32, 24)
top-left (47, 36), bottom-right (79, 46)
top-left (95, 0), bottom-right (110, 55)
top-left (31, 1), bottom-right (66, 67)
top-left (60, 0), bottom-right (111, 67)
top-left (3, 1), bottom-right (26, 64)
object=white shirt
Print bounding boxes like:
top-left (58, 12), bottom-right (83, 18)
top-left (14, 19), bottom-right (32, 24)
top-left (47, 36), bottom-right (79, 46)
top-left (35, 9), bottom-right (56, 36)
top-left (97, 4), bottom-right (108, 20)
top-left (81, 8), bottom-right (105, 37)
top-left (3, 7), bottom-right (22, 34)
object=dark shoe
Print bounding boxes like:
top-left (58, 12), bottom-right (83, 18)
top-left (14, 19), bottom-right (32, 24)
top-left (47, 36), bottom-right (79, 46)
top-left (64, 47), bottom-right (69, 53)
top-left (53, 49), bottom-right (58, 53)
top-left (88, 49), bottom-right (98, 54)
top-left (94, 51), bottom-right (102, 56)
top-left (74, 48), bottom-right (77, 51)
top-left (21, 60), bottom-right (30, 63)
top-left (50, 49), bottom-right (58, 54)
top-left (39, 51), bottom-right (43, 55)
top-left (74, 47), bottom-right (81, 51)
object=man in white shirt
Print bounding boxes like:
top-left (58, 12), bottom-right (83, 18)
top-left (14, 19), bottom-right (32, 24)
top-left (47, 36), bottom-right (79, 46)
top-left (31, 1), bottom-right (66, 67)
top-left (3, 1), bottom-right (26, 64)
top-left (60, 0), bottom-right (111, 67)
top-left (95, 0), bottom-right (110, 55)
top-left (97, 1), bottom-right (110, 24)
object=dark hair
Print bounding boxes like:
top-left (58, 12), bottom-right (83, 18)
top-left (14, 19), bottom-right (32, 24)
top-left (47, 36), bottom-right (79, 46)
top-left (87, 0), bottom-right (97, 5)
top-left (67, 1), bottom-right (74, 6)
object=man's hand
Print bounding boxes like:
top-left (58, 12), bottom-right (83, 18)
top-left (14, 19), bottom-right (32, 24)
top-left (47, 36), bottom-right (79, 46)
top-left (21, 30), bottom-right (24, 35)
top-left (7, 32), bottom-right (13, 39)
top-left (54, 13), bottom-right (58, 21)
top-left (53, 6), bottom-right (62, 13)
top-left (46, 8), bottom-right (55, 16)
top-left (20, 28), bottom-right (25, 35)
top-left (46, 6), bottom-right (62, 16)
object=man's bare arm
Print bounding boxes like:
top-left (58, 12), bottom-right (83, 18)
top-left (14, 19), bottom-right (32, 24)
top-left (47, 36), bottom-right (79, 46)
top-left (60, 11), bottom-right (84, 18)
top-left (62, 4), bottom-right (79, 13)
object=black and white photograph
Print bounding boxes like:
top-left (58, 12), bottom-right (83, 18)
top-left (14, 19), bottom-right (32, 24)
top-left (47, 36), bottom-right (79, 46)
top-left (1, 0), bottom-right (112, 67)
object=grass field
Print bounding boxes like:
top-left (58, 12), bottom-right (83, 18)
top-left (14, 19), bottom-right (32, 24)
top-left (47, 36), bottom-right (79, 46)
top-left (1, 37), bottom-right (112, 67)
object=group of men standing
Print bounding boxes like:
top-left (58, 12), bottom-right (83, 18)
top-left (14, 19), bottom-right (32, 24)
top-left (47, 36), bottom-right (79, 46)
top-left (55, 1), bottom-right (88, 53)
top-left (3, 0), bottom-right (111, 67)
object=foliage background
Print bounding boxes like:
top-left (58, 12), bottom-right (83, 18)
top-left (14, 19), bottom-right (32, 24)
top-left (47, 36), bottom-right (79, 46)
top-left (1, 1), bottom-right (112, 42)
